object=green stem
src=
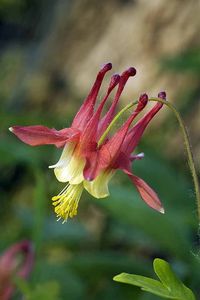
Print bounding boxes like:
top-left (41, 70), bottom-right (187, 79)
top-left (97, 100), bottom-right (138, 147)
top-left (149, 97), bottom-right (200, 221)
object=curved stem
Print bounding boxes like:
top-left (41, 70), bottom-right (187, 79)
top-left (97, 100), bottom-right (138, 147)
top-left (149, 97), bottom-right (200, 221)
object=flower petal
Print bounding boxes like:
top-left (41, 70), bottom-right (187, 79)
top-left (123, 169), bottom-right (164, 213)
top-left (72, 63), bottom-right (112, 130)
top-left (49, 142), bottom-right (76, 169)
top-left (98, 67), bottom-right (136, 138)
top-left (122, 99), bottom-right (165, 155)
top-left (84, 170), bottom-right (114, 198)
top-left (83, 150), bottom-right (100, 181)
top-left (96, 94), bottom-right (148, 169)
top-left (9, 125), bottom-right (80, 147)
top-left (79, 74), bottom-right (120, 152)
top-left (55, 156), bottom-right (85, 184)
top-left (53, 143), bottom-right (85, 184)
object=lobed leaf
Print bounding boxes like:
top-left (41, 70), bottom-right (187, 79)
top-left (114, 258), bottom-right (196, 300)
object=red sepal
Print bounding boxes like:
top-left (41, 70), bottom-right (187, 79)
top-left (123, 168), bottom-right (164, 213)
top-left (10, 125), bottom-right (80, 147)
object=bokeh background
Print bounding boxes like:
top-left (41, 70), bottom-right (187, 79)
top-left (0, 0), bottom-right (200, 299)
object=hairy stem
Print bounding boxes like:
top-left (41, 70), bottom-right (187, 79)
top-left (149, 97), bottom-right (200, 221)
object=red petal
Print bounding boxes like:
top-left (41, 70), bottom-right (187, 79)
top-left (79, 74), bottom-right (120, 152)
top-left (10, 125), bottom-right (80, 147)
top-left (72, 63), bottom-right (112, 130)
top-left (83, 94), bottom-right (148, 178)
top-left (83, 151), bottom-right (100, 181)
top-left (122, 102), bottom-right (163, 155)
top-left (124, 169), bottom-right (164, 213)
top-left (98, 67), bottom-right (136, 138)
top-left (97, 94), bottom-right (148, 168)
top-left (83, 146), bottom-right (113, 181)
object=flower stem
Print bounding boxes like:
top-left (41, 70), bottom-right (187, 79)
top-left (149, 97), bottom-right (200, 221)
top-left (97, 100), bottom-right (138, 147)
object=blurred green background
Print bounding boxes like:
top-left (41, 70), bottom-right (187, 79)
top-left (0, 0), bottom-right (200, 299)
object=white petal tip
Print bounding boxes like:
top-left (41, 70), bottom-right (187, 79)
top-left (138, 152), bottom-right (145, 158)
top-left (159, 207), bottom-right (165, 214)
top-left (49, 162), bottom-right (64, 169)
top-left (9, 127), bottom-right (13, 132)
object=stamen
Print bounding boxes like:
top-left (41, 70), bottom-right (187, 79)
top-left (52, 183), bottom-right (84, 222)
top-left (58, 183), bottom-right (70, 195)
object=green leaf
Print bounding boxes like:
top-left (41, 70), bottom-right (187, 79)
top-left (113, 258), bottom-right (196, 300)
top-left (114, 273), bottom-right (173, 298)
top-left (153, 259), bottom-right (195, 300)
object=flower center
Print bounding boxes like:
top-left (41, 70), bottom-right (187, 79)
top-left (52, 183), bottom-right (84, 222)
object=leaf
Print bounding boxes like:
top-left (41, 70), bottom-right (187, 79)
top-left (153, 259), bottom-right (195, 300)
top-left (114, 273), bottom-right (173, 298)
top-left (113, 258), bottom-right (196, 300)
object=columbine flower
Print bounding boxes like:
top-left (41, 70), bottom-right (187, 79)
top-left (10, 63), bottom-right (165, 222)
top-left (0, 241), bottom-right (34, 300)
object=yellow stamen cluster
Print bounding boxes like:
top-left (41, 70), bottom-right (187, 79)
top-left (52, 183), bottom-right (84, 222)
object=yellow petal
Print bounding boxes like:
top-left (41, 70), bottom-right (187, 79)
top-left (49, 142), bottom-right (75, 169)
top-left (55, 155), bottom-right (85, 184)
top-left (50, 142), bottom-right (85, 184)
top-left (84, 170), bottom-right (114, 198)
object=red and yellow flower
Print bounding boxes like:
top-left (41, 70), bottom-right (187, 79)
top-left (10, 63), bottom-right (166, 222)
